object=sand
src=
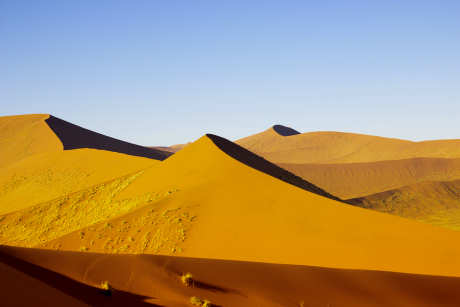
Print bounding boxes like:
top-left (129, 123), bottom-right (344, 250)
top-left (3, 245), bottom-right (460, 307)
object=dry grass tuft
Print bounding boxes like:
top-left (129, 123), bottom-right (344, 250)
top-left (181, 272), bottom-right (194, 287)
top-left (190, 296), bottom-right (212, 306)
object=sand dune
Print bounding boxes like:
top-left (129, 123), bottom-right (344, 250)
top-left (280, 157), bottom-right (460, 199)
top-left (0, 149), bottom-right (156, 214)
top-left (349, 179), bottom-right (460, 230)
top-left (3, 246), bottom-right (460, 307)
top-left (3, 115), bottom-right (460, 305)
top-left (236, 125), bottom-right (460, 164)
top-left (24, 134), bottom-right (460, 277)
top-left (0, 114), bottom-right (62, 167)
top-left (45, 115), bottom-right (171, 160)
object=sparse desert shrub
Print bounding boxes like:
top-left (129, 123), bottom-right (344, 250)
top-left (181, 272), bottom-right (194, 287)
top-left (100, 280), bottom-right (112, 296)
top-left (190, 296), bottom-right (212, 306)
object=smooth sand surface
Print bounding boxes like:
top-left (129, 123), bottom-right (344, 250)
top-left (32, 134), bottom-right (460, 278)
top-left (0, 114), bottom-right (62, 167)
top-left (279, 157), bottom-right (460, 199)
top-left (3, 246), bottom-right (460, 307)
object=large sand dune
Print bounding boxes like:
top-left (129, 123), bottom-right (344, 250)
top-left (2, 246), bottom-right (460, 307)
top-left (2, 115), bottom-right (460, 306)
top-left (18, 134), bottom-right (460, 277)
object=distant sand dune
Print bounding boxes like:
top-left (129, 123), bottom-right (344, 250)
top-left (280, 157), bottom-right (460, 199)
top-left (237, 126), bottom-right (460, 164)
top-left (349, 179), bottom-right (460, 229)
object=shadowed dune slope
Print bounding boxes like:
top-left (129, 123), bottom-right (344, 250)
top-left (0, 149), bottom-right (157, 214)
top-left (3, 246), bottom-right (460, 307)
top-left (39, 135), bottom-right (460, 277)
top-left (349, 179), bottom-right (460, 230)
top-left (207, 134), bottom-right (341, 201)
top-left (0, 114), bottom-right (62, 167)
top-left (236, 126), bottom-right (460, 164)
top-left (279, 157), bottom-right (460, 199)
top-left (45, 115), bottom-right (171, 160)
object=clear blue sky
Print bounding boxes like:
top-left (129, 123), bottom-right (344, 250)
top-left (1, 1), bottom-right (459, 146)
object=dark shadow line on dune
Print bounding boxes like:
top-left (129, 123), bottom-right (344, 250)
top-left (0, 249), bottom-right (162, 307)
top-left (206, 134), bottom-right (344, 202)
top-left (45, 115), bottom-right (171, 161)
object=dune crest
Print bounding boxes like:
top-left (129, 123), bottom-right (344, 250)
top-left (45, 115), bottom-right (171, 160)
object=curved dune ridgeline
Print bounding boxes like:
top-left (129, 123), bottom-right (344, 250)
top-left (207, 134), bottom-right (341, 201)
top-left (349, 179), bottom-right (460, 230)
top-left (3, 246), bottom-right (460, 307)
top-left (236, 126), bottom-right (460, 164)
top-left (35, 134), bottom-right (460, 277)
top-left (45, 115), bottom-right (171, 160)
top-left (279, 157), bottom-right (460, 199)
top-left (3, 114), bottom-right (460, 306)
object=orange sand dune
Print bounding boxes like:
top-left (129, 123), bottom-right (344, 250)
top-left (236, 125), bottom-right (460, 164)
top-left (3, 246), bottom-right (460, 307)
top-left (0, 149), bottom-right (157, 214)
top-left (32, 134), bottom-right (460, 278)
top-left (279, 157), bottom-right (460, 199)
top-left (349, 178), bottom-right (460, 229)
top-left (0, 114), bottom-right (62, 167)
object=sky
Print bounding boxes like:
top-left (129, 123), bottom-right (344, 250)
top-left (1, 0), bottom-right (459, 146)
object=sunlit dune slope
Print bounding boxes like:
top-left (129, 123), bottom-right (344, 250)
top-left (37, 134), bottom-right (460, 277)
top-left (236, 125), bottom-right (460, 164)
top-left (45, 115), bottom-right (171, 160)
top-left (0, 114), bottom-right (62, 167)
top-left (349, 179), bottom-right (460, 230)
top-left (3, 246), bottom-right (460, 307)
top-left (280, 157), bottom-right (460, 199)
top-left (0, 149), bottom-right (157, 214)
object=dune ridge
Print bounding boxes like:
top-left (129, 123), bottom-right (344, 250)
top-left (45, 115), bottom-right (171, 160)
top-left (349, 178), bottom-right (460, 230)
top-left (279, 157), bottom-right (460, 199)
top-left (237, 126), bottom-right (460, 164)
top-left (28, 134), bottom-right (460, 278)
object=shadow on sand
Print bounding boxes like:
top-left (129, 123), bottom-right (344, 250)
top-left (0, 249), bottom-right (162, 307)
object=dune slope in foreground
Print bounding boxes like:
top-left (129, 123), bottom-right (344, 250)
top-left (2, 246), bottom-right (460, 307)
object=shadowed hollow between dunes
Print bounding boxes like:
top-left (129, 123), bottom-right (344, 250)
top-left (45, 115), bottom-right (171, 161)
top-left (2, 246), bottom-right (460, 307)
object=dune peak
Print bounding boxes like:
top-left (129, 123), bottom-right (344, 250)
top-left (272, 125), bottom-right (300, 136)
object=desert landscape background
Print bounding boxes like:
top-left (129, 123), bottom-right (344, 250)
top-left (3, 1), bottom-right (460, 306)
top-left (2, 114), bottom-right (460, 306)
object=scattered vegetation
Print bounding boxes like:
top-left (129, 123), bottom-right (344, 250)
top-left (190, 296), bottom-right (212, 306)
top-left (99, 280), bottom-right (112, 296)
top-left (181, 272), bottom-right (194, 287)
